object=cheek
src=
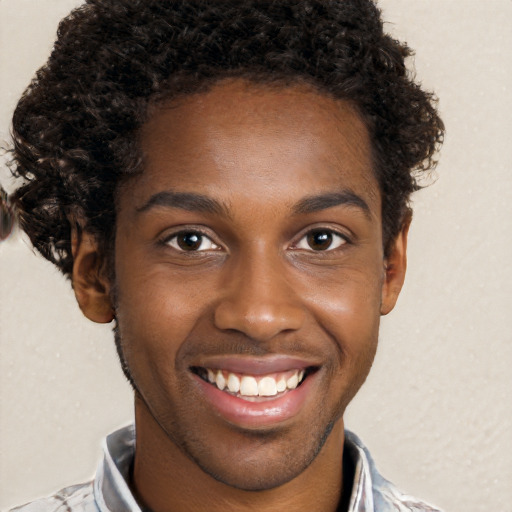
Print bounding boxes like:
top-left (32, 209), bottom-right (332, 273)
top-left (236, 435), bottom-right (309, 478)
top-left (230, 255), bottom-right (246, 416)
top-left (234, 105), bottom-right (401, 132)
top-left (308, 264), bottom-right (383, 317)
top-left (114, 261), bottom-right (217, 357)
top-left (304, 266), bottom-right (383, 354)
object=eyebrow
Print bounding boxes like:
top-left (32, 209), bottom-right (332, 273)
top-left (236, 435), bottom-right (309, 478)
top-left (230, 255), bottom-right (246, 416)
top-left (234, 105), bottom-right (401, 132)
top-left (137, 191), bottom-right (228, 216)
top-left (137, 189), bottom-right (370, 218)
top-left (293, 191), bottom-right (371, 217)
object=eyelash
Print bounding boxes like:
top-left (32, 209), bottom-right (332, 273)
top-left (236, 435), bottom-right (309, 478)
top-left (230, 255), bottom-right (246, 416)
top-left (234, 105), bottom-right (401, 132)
top-left (161, 227), bottom-right (350, 253)
top-left (162, 229), bottom-right (221, 252)
top-left (292, 228), bottom-right (350, 252)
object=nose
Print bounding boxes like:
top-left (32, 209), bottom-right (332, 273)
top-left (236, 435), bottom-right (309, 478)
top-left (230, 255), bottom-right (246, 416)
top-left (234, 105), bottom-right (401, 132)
top-left (214, 249), bottom-right (305, 342)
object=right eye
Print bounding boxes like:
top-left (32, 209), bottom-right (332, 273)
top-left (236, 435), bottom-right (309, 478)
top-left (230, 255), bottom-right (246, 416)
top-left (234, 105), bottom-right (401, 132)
top-left (165, 231), bottom-right (220, 252)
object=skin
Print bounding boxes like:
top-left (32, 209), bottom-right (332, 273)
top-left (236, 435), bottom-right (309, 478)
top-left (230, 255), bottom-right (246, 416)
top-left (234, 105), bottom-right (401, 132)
top-left (72, 79), bottom-right (408, 512)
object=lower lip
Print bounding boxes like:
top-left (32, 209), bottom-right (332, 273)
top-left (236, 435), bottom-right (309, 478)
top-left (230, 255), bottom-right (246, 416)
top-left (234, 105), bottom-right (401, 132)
top-left (193, 373), bottom-right (316, 429)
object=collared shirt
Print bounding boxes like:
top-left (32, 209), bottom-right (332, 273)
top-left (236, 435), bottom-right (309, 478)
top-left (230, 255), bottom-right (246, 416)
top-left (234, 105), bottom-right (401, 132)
top-left (12, 425), bottom-right (442, 512)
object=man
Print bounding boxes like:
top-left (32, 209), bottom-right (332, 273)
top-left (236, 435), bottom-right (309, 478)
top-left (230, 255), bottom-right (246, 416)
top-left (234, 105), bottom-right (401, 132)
top-left (8, 0), bottom-right (444, 510)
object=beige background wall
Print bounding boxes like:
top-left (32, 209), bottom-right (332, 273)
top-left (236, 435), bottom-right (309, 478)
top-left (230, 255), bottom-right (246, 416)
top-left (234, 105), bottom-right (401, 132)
top-left (1, 1), bottom-right (511, 511)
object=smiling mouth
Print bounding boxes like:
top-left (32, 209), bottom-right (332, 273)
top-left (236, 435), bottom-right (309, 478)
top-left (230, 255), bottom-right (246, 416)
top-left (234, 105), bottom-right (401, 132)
top-left (191, 366), bottom-right (316, 401)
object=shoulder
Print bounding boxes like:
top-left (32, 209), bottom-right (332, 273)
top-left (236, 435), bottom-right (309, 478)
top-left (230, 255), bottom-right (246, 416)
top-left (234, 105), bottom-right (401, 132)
top-left (344, 431), bottom-right (444, 512)
top-left (10, 482), bottom-right (98, 512)
top-left (375, 483), bottom-right (444, 512)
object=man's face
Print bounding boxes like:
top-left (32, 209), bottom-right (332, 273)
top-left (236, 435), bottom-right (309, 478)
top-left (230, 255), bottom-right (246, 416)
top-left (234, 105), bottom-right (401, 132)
top-left (113, 79), bottom-right (387, 490)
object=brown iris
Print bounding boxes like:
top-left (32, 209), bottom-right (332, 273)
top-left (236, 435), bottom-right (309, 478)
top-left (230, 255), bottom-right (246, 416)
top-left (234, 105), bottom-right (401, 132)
top-left (176, 232), bottom-right (203, 251)
top-left (306, 230), bottom-right (334, 251)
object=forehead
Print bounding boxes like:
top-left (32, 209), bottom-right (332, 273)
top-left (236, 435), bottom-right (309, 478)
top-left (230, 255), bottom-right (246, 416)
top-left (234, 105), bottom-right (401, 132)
top-left (125, 79), bottom-right (380, 215)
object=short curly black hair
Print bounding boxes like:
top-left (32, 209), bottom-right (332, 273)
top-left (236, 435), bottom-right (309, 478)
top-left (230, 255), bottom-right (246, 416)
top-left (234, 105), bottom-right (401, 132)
top-left (9, 0), bottom-right (443, 279)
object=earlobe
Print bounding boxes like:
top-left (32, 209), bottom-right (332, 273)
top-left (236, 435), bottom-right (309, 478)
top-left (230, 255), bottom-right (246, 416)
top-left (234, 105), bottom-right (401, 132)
top-left (72, 230), bottom-right (114, 323)
top-left (380, 217), bottom-right (411, 316)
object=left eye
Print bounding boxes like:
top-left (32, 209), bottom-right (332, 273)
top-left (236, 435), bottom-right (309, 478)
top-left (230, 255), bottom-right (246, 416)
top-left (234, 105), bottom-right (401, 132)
top-left (166, 231), bottom-right (220, 252)
top-left (295, 229), bottom-right (347, 251)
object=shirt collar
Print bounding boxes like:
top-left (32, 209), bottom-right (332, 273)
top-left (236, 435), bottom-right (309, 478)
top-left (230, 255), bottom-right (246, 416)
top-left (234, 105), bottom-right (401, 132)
top-left (344, 430), bottom-right (375, 511)
top-left (93, 425), bottom-right (378, 512)
top-left (94, 424), bottom-right (142, 512)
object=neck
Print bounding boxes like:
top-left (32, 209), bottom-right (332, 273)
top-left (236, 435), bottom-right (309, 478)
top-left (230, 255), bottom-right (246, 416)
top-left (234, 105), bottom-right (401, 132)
top-left (130, 396), bottom-right (347, 512)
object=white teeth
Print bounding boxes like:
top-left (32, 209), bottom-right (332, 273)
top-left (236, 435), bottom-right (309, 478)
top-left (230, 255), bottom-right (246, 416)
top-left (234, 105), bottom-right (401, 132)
top-left (207, 368), bottom-right (308, 396)
top-left (258, 376), bottom-right (278, 397)
top-left (240, 376), bottom-right (259, 396)
top-left (286, 373), bottom-right (299, 390)
top-left (215, 370), bottom-right (226, 390)
top-left (227, 373), bottom-right (240, 393)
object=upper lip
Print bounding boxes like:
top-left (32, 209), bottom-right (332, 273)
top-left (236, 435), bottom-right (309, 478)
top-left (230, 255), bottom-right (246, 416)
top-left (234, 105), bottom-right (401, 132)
top-left (191, 355), bottom-right (321, 375)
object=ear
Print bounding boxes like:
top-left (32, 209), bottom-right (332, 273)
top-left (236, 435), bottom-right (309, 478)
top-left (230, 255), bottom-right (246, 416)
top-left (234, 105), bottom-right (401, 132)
top-left (380, 216), bottom-right (411, 316)
top-left (71, 229), bottom-right (114, 323)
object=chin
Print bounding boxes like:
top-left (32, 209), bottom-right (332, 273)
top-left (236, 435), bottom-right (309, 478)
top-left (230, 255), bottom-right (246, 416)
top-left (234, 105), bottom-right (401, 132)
top-left (182, 419), bottom-right (337, 492)
top-left (192, 453), bottom-right (309, 491)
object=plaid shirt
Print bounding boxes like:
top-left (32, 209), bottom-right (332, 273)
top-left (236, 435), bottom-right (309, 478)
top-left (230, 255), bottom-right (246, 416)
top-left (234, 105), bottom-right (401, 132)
top-left (12, 425), bottom-right (442, 512)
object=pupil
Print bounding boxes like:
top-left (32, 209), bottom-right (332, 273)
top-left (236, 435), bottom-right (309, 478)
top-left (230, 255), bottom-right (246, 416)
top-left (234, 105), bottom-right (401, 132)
top-left (307, 231), bottom-right (332, 250)
top-left (178, 233), bottom-right (201, 250)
